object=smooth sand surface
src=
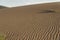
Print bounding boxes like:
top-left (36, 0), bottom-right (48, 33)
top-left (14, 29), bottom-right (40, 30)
top-left (0, 2), bottom-right (59, 40)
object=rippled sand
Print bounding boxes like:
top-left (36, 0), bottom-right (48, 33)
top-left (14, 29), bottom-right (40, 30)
top-left (0, 2), bottom-right (59, 40)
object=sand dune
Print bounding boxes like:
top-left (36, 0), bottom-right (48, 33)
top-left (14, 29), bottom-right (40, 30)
top-left (0, 2), bottom-right (59, 40)
top-left (0, 6), bottom-right (8, 9)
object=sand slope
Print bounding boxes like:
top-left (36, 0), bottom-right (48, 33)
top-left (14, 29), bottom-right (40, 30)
top-left (0, 2), bottom-right (59, 40)
top-left (0, 6), bottom-right (8, 9)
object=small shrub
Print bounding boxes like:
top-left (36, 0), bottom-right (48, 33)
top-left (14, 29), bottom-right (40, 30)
top-left (0, 33), bottom-right (5, 40)
top-left (40, 9), bottom-right (56, 13)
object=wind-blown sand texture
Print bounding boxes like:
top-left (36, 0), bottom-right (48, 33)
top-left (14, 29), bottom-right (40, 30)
top-left (0, 2), bottom-right (59, 40)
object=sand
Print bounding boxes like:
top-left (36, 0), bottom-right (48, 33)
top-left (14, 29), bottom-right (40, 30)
top-left (0, 2), bottom-right (59, 40)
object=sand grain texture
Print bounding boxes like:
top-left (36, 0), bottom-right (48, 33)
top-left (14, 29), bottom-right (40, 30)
top-left (0, 2), bottom-right (59, 40)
